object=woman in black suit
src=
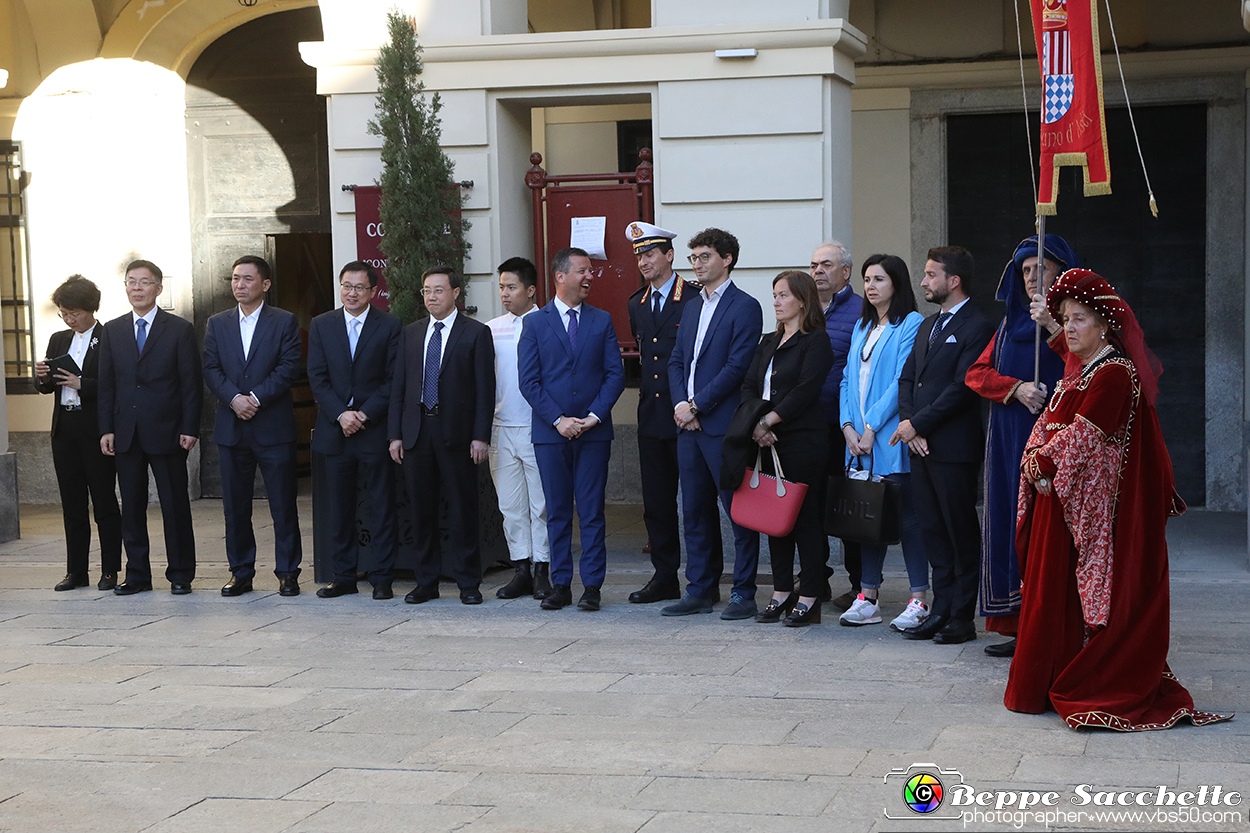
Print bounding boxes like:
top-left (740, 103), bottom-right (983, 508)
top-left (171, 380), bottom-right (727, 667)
top-left (34, 275), bottom-right (121, 591)
top-left (723, 270), bottom-right (833, 626)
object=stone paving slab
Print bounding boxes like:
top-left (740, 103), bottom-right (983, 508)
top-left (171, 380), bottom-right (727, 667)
top-left (0, 501), bottom-right (1242, 833)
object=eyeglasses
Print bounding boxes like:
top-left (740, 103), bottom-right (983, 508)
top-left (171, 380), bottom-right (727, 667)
top-left (421, 287), bottom-right (448, 297)
top-left (340, 283), bottom-right (371, 294)
top-left (687, 253), bottom-right (716, 265)
top-left (124, 279), bottom-right (156, 289)
top-left (57, 309), bottom-right (87, 321)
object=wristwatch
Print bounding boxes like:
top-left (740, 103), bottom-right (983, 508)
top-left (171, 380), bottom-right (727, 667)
top-left (689, 401), bottom-right (699, 415)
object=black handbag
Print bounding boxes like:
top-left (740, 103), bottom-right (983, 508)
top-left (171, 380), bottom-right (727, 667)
top-left (824, 454), bottom-right (902, 545)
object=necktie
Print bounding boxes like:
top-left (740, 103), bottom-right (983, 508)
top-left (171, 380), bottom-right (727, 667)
top-left (567, 308), bottom-right (579, 352)
top-left (348, 317), bottom-right (360, 359)
top-left (928, 312), bottom-right (952, 348)
top-left (652, 290), bottom-right (662, 316)
top-left (135, 318), bottom-right (147, 354)
top-left (423, 321), bottom-right (444, 407)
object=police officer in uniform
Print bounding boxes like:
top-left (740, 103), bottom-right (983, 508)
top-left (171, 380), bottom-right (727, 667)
top-left (624, 222), bottom-right (716, 603)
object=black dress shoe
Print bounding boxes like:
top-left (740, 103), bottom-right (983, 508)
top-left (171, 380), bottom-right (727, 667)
top-left (496, 561), bottom-right (533, 599)
top-left (278, 575), bottom-right (299, 597)
top-left (54, 574), bottom-right (89, 592)
top-left (901, 613), bottom-right (948, 640)
top-left (628, 576), bottom-right (681, 604)
top-left (170, 583), bottom-right (193, 595)
top-left (113, 581), bottom-right (152, 596)
top-left (783, 601), bottom-right (822, 627)
top-left (221, 576), bottom-right (253, 597)
top-left (532, 562), bottom-right (552, 600)
top-left (460, 587), bottom-right (483, 605)
top-left (984, 638), bottom-right (1016, 657)
top-left (754, 592), bottom-right (799, 623)
top-left (98, 573), bottom-right (117, 591)
top-left (540, 584), bottom-right (572, 610)
top-left (404, 583), bottom-right (439, 604)
top-left (933, 619), bottom-right (977, 645)
top-left (316, 581), bottom-right (359, 599)
top-left (372, 583), bottom-right (394, 600)
top-left (577, 586), bottom-right (601, 611)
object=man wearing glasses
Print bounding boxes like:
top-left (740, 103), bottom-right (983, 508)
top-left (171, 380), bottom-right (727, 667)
top-left (306, 261), bottom-right (402, 599)
top-left (98, 260), bottom-right (203, 595)
top-left (664, 228), bottom-right (763, 619)
top-left (389, 266), bottom-right (495, 605)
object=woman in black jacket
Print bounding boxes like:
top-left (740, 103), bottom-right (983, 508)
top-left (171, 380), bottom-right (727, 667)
top-left (722, 270), bottom-right (833, 626)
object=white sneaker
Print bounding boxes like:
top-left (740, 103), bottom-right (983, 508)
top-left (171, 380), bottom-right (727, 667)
top-left (839, 594), bottom-right (882, 626)
top-left (890, 598), bottom-right (930, 632)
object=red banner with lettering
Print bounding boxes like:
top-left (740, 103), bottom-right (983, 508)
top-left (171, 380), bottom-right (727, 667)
top-left (352, 185), bottom-right (391, 310)
top-left (1031, 0), bottom-right (1111, 215)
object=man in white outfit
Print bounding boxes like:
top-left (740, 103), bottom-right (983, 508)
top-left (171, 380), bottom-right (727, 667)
top-left (487, 257), bottom-right (552, 599)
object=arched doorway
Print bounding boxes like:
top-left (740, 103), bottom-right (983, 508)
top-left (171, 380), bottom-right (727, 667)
top-left (185, 7), bottom-right (334, 496)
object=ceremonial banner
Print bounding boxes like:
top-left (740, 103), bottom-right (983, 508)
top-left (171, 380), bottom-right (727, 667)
top-left (352, 185), bottom-right (391, 311)
top-left (1031, 0), bottom-right (1111, 215)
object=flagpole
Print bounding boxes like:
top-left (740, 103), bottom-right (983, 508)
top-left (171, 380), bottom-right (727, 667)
top-left (1034, 214), bottom-right (1046, 385)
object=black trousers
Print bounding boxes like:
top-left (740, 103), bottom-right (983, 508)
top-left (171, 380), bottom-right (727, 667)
top-left (219, 431), bottom-right (302, 580)
top-left (911, 455), bottom-right (982, 621)
top-left (402, 413), bottom-right (482, 590)
top-left (115, 446), bottom-right (195, 585)
top-left (51, 409), bottom-right (121, 577)
top-left (769, 475), bottom-right (830, 598)
top-left (638, 434), bottom-right (681, 582)
top-left (827, 421), bottom-right (862, 591)
top-left (322, 441), bottom-right (396, 586)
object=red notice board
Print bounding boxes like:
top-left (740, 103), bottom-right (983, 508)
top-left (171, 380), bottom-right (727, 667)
top-left (544, 183), bottom-right (644, 353)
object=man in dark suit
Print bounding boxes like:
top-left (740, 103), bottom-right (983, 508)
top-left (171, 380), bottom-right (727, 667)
top-left (389, 265), bottom-right (495, 605)
top-left (98, 259), bottom-right (202, 595)
top-left (203, 255), bottom-right (303, 597)
top-left (892, 246), bottom-right (996, 644)
top-left (36, 275), bottom-right (121, 591)
top-left (307, 261), bottom-right (402, 600)
top-left (665, 228), bottom-right (763, 620)
top-left (624, 221), bottom-right (707, 605)
top-left (518, 247), bottom-right (625, 611)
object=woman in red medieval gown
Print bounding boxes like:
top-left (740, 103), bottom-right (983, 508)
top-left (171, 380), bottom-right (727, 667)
top-left (1004, 268), bottom-right (1232, 731)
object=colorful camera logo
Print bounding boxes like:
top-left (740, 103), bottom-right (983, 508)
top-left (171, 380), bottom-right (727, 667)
top-left (904, 772), bottom-right (944, 813)
top-left (883, 763), bottom-right (964, 821)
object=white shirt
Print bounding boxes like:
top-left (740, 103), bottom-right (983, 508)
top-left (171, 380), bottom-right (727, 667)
top-left (60, 327), bottom-right (93, 407)
top-left (858, 324), bottom-right (886, 419)
top-left (239, 302), bottom-right (263, 361)
top-left (552, 295), bottom-right (583, 332)
top-left (488, 306), bottom-right (538, 427)
top-left (763, 357), bottom-right (775, 401)
top-left (132, 308), bottom-right (157, 345)
top-left (422, 308), bottom-right (458, 369)
top-left (647, 274), bottom-right (677, 314)
top-left (687, 279), bottom-right (732, 402)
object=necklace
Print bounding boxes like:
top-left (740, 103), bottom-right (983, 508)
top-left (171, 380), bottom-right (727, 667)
top-left (860, 322), bottom-right (886, 363)
top-left (1080, 344), bottom-right (1115, 377)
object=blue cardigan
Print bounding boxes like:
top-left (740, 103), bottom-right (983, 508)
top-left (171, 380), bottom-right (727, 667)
top-left (837, 311), bottom-right (924, 475)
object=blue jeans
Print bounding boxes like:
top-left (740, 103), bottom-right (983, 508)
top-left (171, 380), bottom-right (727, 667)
top-left (859, 473), bottom-right (930, 593)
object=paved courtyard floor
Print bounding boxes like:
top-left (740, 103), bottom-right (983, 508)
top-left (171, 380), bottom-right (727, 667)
top-left (0, 500), bottom-right (1244, 833)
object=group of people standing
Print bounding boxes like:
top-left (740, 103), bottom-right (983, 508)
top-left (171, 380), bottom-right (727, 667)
top-left (36, 224), bottom-right (1230, 732)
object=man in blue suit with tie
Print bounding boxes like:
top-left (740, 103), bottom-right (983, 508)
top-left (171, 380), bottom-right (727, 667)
top-left (203, 256), bottom-right (303, 597)
top-left (665, 228), bottom-right (763, 619)
top-left (518, 247), bottom-right (625, 611)
top-left (307, 261), bottom-right (402, 600)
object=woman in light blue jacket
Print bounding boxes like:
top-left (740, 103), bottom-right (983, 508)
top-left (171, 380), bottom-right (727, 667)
top-left (837, 254), bottom-right (930, 630)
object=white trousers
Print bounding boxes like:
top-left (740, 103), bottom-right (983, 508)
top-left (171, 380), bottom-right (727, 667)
top-left (488, 425), bottom-right (550, 563)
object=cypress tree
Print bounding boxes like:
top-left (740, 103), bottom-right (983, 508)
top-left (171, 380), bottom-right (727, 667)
top-left (368, 9), bottom-right (469, 323)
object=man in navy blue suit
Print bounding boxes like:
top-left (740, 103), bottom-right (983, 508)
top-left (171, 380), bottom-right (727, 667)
top-left (665, 228), bottom-right (763, 619)
top-left (203, 256), bottom-right (303, 597)
top-left (98, 259), bottom-right (202, 595)
top-left (307, 261), bottom-right (402, 600)
top-left (518, 247), bottom-right (625, 611)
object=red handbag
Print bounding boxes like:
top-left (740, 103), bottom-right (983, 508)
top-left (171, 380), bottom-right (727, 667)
top-left (730, 445), bottom-right (808, 537)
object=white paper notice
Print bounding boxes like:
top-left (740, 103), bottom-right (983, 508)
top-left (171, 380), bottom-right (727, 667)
top-left (570, 216), bottom-right (608, 260)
